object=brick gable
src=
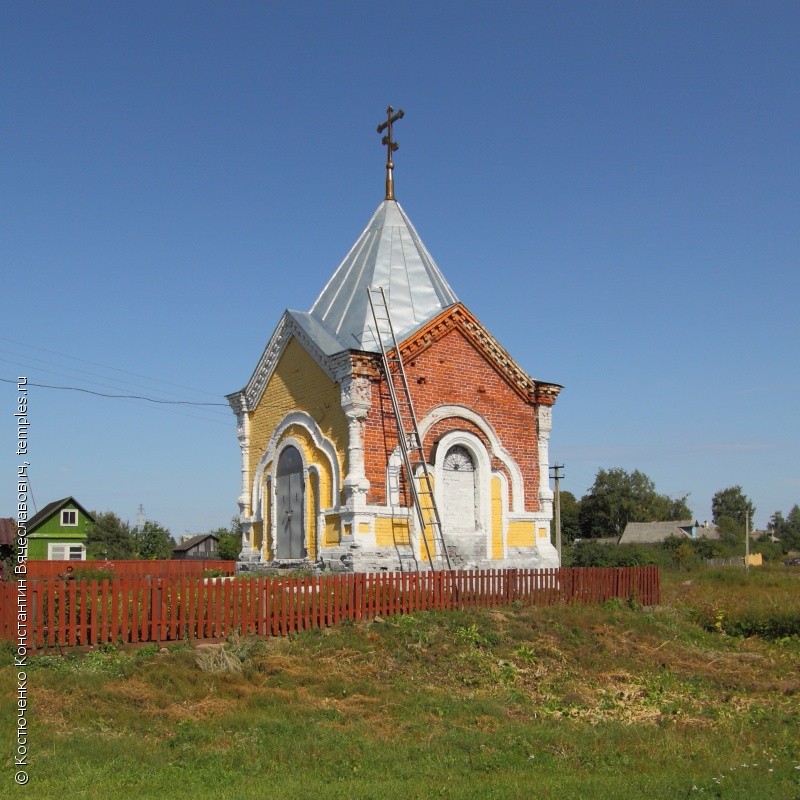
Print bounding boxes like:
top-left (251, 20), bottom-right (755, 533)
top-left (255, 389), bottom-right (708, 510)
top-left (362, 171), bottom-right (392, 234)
top-left (362, 307), bottom-right (547, 512)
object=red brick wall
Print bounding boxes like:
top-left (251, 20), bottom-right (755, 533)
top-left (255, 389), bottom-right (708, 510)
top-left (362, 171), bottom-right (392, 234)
top-left (363, 327), bottom-right (539, 511)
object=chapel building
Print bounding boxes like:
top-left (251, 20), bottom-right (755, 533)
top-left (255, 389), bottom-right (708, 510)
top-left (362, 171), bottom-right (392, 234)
top-left (227, 111), bottom-right (561, 572)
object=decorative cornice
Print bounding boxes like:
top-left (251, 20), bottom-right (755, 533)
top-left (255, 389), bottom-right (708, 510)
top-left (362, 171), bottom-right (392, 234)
top-left (397, 303), bottom-right (562, 405)
top-left (350, 351), bottom-right (382, 380)
top-left (226, 391), bottom-right (246, 415)
top-left (534, 384), bottom-right (561, 406)
top-left (340, 374), bottom-right (372, 415)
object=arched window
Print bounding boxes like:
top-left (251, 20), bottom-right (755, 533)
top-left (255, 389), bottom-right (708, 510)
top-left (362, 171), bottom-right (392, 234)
top-left (442, 444), bottom-right (478, 532)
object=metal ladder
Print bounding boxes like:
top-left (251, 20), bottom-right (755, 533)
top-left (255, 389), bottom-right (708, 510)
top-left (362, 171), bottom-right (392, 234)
top-left (366, 286), bottom-right (452, 571)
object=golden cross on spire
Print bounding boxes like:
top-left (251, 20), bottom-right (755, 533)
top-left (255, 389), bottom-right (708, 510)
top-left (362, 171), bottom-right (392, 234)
top-left (377, 105), bottom-right (404, 200)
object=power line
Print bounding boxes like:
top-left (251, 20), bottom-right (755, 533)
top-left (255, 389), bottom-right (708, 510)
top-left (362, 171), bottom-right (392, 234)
top-left (0, 355), bottom-right (228, 415)
top-left (0, 346), bottom-right (229, 406)
top-left (0, 376), bottom-right (229, 406)
top-left (0, 335), bottom-right (221, 398)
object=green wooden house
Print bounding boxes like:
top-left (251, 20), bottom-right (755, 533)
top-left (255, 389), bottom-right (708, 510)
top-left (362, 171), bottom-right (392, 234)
top-left (27, 497), bottom-right (94, 561)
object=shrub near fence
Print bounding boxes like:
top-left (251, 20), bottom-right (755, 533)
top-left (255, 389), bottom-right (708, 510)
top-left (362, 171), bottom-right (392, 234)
top-left (1, 566), bottom-right (659, 651)
top-left (18, 559), bottom-right (236, 580)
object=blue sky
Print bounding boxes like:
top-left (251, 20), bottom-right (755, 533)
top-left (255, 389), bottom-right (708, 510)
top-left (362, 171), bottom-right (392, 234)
top-left (2, 2), bottom-right (798, 536)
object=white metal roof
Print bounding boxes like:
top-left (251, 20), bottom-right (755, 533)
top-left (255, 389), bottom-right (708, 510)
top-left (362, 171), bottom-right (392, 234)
top-left (308, 200), bottom-right (458, 352)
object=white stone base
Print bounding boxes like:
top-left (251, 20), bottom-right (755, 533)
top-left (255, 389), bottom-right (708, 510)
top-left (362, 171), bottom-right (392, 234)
top-left (314, 536), bottom-right (559, 573)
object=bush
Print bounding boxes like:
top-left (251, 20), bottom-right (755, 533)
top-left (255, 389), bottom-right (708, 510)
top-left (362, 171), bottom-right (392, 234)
top-left (217, 533), bottom-right (241, 561)
top-left (694, 598), bottom-right (800, 640)
top-left (566, 535), bottom-right (761, 571)
top-left (752, 538), bottom-right (784, 562)
top-left (680, 567), bottom-right (800, 640)
top-left (568, 541), bottom-right (665, 568)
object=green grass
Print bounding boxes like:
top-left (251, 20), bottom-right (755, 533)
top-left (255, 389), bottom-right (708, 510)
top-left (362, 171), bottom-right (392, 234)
top-left (2, 565), bottom-right (800, 799)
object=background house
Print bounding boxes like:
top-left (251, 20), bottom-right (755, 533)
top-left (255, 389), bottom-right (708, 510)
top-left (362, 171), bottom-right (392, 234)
top-left (27, 497), bottom-right (94, 560)
top-left (172, 533), bottom-right (219, 560)
top-left (0, 518), bottom-right (14, 562)
top-left (619, 520), bottom-right (723, 545)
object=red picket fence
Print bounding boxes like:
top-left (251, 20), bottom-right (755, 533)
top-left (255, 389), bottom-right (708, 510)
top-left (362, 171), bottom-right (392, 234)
top-left (15, 559), bottom-right (236, 580)
top-left (2, 566), bottom-right (659, 652)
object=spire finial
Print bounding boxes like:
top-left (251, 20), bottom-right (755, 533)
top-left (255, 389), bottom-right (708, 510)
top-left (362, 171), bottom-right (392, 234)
top-left (377, 105), bottom-right (404, 200)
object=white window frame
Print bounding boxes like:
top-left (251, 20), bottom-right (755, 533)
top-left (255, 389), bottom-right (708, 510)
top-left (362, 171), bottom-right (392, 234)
top-left (60, 509), bottom-right (78, 526)
top-left (48, 542), bottom-right (86, 561)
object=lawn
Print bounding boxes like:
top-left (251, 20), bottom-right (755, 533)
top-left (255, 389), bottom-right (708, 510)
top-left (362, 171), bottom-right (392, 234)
top-left (2, 565), bottom-right (799, 799)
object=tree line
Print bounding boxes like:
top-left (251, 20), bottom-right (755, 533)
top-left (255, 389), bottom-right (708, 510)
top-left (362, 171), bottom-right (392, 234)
top-left (85, 513), bottom-right (242, 561)
top-left (560, 467), bottom-right (799, 552)
top-left (23, 472), bottom-right (798, 565)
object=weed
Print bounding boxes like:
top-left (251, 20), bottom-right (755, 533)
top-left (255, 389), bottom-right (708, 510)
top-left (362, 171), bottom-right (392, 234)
top-left (513, 644), bottom-right (535, 662)
top-left (496, 660), bottom-right (517, 684)
top-left (455, 623), bottom-right (497, 649)
top-left (195, 632), bottom-right (265, 673)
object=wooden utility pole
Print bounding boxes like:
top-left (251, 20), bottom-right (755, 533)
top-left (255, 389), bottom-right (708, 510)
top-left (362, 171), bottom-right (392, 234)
top-left (745, 511), bottom-right (750, 573)
top-left (550, 464), bottom-right (564, 564)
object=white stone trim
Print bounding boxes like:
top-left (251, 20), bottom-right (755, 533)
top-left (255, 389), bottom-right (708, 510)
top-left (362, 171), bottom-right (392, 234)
top-left (432, 430), bottom-right (491, 537)
top-left (234, 410), bottom-right (257, 560)
top-left (537, 405), bottom-right (554, 520)
top-left (417, 404), bottom-right (525, 512)
top-left (386, 447), bottom-right (404, 508)
top-left (340, 374), bottom-right (371, 510)
top-left (268, 438), bottom-right (308, 559)
top-left (251, 411), bottom-right (340, 520)
top-left (493, 470), bottom-right (510, 561)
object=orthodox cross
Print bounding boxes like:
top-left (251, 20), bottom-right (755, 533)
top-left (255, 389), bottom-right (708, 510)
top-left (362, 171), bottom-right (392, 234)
top-left (377, 105), bottom-right (404, 200)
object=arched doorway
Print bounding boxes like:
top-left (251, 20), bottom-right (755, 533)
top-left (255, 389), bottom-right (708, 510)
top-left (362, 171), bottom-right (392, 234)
top-left (276, 445), bottom-right (306, 559)
top-left (442, 444), bottom-right (478, 532)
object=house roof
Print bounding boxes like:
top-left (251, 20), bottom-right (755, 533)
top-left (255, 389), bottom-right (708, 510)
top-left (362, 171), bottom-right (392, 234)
top-left (309, 199), bottom-right (459, 352)
top-left (172, 533), bottom-right (219, 553)
top-left (619, 520), bottom-right (694, 544)
top-left (26, 497), bottom-right (95, 533)
top-left (695, 523), bottom-right (723, 540)
top-left (0, 518), bottom-right (15, 547)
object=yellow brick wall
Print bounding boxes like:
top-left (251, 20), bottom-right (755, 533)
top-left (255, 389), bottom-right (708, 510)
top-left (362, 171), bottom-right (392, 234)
top-left (491, 475), bottom-right (504, 559)
top-left (508, 521), bottom-right (535, 547)
top-left (418, 474), bottom-right (435, 563)
top-left (252, 521), bottom-right (264, 557)
top-left (375, 517), bottom-right (410, 547)
top-left (324, 515), bottom-right (341, 546)
top-left (247, 337), bottom-right (349, 556)
top-left (247, 337), bottom-right (347, 488)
